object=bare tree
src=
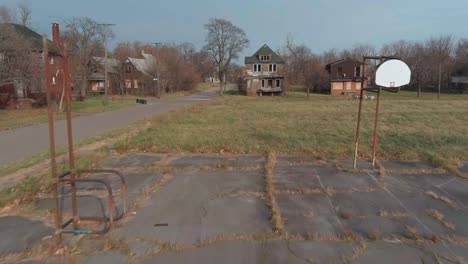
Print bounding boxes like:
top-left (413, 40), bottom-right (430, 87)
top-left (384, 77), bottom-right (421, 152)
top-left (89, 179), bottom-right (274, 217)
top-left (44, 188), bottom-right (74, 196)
top-left (203, 18), bottom-right (249, 95)
top-left (0, 5), bottom-right (14, 23)
top-left (17, 0), bottom-right (31, 27)
top-left (426, 35), bottom-right (454, 99)
top-left (63, 17), bottom-right (107, 98)
top-left (192, 50), bottom-right (215, 81)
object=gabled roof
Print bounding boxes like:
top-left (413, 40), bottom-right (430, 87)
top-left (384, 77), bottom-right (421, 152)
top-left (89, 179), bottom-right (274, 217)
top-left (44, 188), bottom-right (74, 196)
top-left (124, 51), bottom-right (156, 77)
top-left (245, 44), bottom-right (285, 64)
top-left (92, 56), bottom-right (120, 74)
top-left (325, 58), bottom-right (363, 67)
top-left (0, 23), bottom-right (58, 53)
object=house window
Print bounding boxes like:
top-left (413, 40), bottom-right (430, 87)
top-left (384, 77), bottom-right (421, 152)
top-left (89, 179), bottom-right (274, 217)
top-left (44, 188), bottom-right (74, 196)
top-left (253, 64), bottom-right (262, 72)
top-left (269, 64), bottom-right (277, 72)
top-left (337, 67), bottom-right (343, 76)
top-left (261, 80), bottom-right (265, 88)
top-left (355, 66), bottom-right (361, 77)
top-left (52, 77), bottom-right (56, 85)
top-left (260, 55), bottom-right (270, 61)
top-left (125, 66), bottom-right (132, 73)
top-left (125, 80), bottom-right (132, 88)
top-left (276, 79), bottom-right (281, 87)
top-left (134, 80), bottom-right (139, 88)
top-left (50, 58), bottom-right (54, 64)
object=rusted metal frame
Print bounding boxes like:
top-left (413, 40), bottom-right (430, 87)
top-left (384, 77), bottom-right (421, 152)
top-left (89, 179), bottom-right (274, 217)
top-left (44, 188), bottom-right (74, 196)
top-left (77, 169), bottom-right (127, 215)
top-left (59, 178), bottom-right (114, 235)
top-left (62, 43), bottom-right (79, 230)
top-left (371, 87), bottom-right (382, 168)
top-left (43, 36), bottom-right (62, 244)
top-left (353, 58), bottom-right (367, 169)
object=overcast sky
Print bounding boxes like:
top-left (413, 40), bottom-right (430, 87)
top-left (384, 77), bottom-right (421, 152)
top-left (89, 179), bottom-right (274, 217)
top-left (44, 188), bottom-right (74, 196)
top-left (2, 0), bottom-right (468, 59)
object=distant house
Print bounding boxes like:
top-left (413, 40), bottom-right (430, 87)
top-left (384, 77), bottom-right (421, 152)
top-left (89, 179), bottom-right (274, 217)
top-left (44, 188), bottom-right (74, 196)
top-left (123, 51), bottom-right (157, 95)
top-left (451, 76), bottom-right (468, 93)
top-left (88, 56), bottom-right (120, 95)
top-left (325, 58), bottom-right (367, 95)
top-left (0, 23), bottom-right (63, 108)
top-left (243, 44), bottom-right (285, 96)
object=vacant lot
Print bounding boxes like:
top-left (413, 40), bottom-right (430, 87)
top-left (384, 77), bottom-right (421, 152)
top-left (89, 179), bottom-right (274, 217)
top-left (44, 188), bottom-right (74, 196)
top-left (0, 98), bottom-right (133, 130)
top-left (115, 92), bottom-right (468, 163)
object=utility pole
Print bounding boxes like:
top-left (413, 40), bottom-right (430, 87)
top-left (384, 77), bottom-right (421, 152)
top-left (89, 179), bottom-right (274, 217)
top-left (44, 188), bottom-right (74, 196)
top-left (152, 42), bottom-right (162, 98)
top-left (98, 23), bottom-right (115, 96)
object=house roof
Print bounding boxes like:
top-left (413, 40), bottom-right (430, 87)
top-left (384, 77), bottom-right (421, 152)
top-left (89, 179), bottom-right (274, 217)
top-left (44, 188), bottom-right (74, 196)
top-left (92, 56), bottom-right (120, 74)
top-left (0, 23), bottom-right (58, 53)
top-left (125, 51), bottom-right (156, 77)
top-left (245, 44), bottom-right (285, 64)
top-left (325, 58), bottom-right (363, 67)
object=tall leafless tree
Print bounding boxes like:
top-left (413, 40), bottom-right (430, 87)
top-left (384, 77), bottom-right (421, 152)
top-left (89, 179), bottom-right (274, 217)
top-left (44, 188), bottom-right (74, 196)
top-left (0, 5), bottom-right (14, 23)
top-left (17, 0), bottom-right (31, 27)
top-left (426, 35), bottom-right (454, 99)
top-left (203, 18), bottom-right (249, 95)
top-left (63, 17), bottom-right (107, 98)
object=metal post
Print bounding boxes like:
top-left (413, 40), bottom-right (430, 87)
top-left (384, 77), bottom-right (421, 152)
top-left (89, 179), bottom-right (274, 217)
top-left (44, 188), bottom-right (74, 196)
top-left (372, 87), bottom-right (382, 168)
top-left (43, 36), bottom-right (62, 244)
top-left (63, 43), bottom-right (79, 229)
top-left (156, 44), bottom-right (160, 99)
top-left (353, 59), bottom-right (366, 169)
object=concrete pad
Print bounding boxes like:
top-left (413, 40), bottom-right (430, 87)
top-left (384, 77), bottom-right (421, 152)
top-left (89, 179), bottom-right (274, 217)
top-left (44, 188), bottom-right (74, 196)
top-left (344, 216), bottom-right (427, 239)
top-left (140, 240), bottom-right (355, 264)
top-left (439, 178), bottom-right (468, 208)
top-left (277, 194), bottom-right (343, 237)
top-left (353, 241), bottom-right (436, 263)
top-left (0, 216), bottom-right (53, 255)
top-left (84, 251), bottom-right (127, 264)
top-left (381, 160), bottom-right (436, 172)
top-left (119, 170), bottom-right (269, 245)
top-left (274, 165), bottom-right (322, 191)
top-left (102, 153), bottom-right (162, 168)
top-left (338, 160), bottom-right (373, 170)
top-left (34, 173), bottom-right (163, 219)
top-left (315, 167), bottom-right (378, 190)
top-left (331, 190), bottom-right (404, 217)
top-left (168, 155), bottom-right (264, 169)
top-left (276, 156), bottom-right (316, 165)
top-left (129, 239), bottom-right (160, 258)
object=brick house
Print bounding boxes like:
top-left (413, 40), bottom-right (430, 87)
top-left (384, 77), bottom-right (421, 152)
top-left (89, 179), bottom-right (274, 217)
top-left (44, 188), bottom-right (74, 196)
top-left (123, 51), bottom-right (157, 95)
top-left (0, 23), bottom-right (63, 108)
top-left (243, 44), bottom-right (285, 96)
top-left (325, 58), bottom-right (367, 95)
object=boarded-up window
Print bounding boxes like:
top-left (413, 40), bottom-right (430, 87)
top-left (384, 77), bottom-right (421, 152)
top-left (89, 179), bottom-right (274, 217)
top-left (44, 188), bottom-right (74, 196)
top-left (125, 80), bottom-right (132, 88)
top-left (134, 80), bottom-right (139, 88)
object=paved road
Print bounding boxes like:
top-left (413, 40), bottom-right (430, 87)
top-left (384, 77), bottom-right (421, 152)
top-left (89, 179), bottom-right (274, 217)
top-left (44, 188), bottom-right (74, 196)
top-left (0, 88), bottom-right (217, 166)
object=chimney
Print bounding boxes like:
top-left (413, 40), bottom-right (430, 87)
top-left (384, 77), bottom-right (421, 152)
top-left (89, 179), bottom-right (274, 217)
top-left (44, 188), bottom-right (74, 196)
top-left (52, 23), bottom-right (60, 45)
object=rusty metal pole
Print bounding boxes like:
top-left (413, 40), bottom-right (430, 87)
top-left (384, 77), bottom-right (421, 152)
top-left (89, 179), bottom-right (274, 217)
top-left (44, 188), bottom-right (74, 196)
top-left (44, 36), bottom-right (62, 244)
top-left (353, 59), bottom-right (367, 169)
top-left (63, 43), bottom-right (79, 229)
top-left (372, 87), bottom-right (382, 168)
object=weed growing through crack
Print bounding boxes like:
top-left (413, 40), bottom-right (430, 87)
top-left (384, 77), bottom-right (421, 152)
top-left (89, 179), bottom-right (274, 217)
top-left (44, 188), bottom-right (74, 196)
top-left (264, 151), bottom-right (284, 235)
top-left (426, 208), bottom-right (456, 232)
top-left (425, 191), bottom-right (458, 209)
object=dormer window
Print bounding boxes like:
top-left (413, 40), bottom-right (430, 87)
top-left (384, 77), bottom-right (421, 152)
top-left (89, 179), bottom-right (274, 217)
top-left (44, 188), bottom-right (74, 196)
top-left (260, 55), bottom-right (270, 61)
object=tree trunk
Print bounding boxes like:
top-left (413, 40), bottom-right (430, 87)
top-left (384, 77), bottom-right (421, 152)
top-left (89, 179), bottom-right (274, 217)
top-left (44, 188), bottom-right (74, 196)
top-left (307, 86), bottom-right (310, 98)
top-left (218, 72), bottom-right (223, 95)
top-left (438, 62), bottom-right (442, 100)
top-left (418, 81), bottom-right (421, 98)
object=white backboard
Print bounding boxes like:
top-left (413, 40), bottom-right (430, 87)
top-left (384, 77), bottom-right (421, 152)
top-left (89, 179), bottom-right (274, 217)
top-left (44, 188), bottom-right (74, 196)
top-left (375, 59), bottom-right (411, 88)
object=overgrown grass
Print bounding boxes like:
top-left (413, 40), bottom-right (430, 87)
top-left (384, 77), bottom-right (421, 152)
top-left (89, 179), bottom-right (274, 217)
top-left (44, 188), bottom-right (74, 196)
top-left (113, 93), bottom-right (468, 163)
top-left (0, 98), bottom-right (133, 130)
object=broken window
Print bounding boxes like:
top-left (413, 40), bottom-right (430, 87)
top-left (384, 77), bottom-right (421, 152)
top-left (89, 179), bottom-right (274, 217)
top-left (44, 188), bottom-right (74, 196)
top-left (253, 64), bottom-right (262, 72)
top-left (269, 64), bottom-right (277, 72)
top-left (355, 66), bottom-right (361, 77)
top-left (337, 67), bottom-right (343, 76)
top-left (261, 80), bottom-right (265, 88)
top-left (125, 66), bottom-right (132, 73)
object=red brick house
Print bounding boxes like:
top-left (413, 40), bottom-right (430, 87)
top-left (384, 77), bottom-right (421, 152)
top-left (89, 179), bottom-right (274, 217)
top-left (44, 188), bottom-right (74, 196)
top-left (325, 58), bottom-right (367, 95)
top-left (0, 23), bottom-right (63, 108)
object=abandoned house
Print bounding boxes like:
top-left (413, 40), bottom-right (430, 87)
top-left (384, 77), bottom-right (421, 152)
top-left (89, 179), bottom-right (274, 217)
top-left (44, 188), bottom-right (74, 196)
top-left (243, 44), bottom-right (285, 96)
top-left (325, 58), bottom-right (367, 95)
top-left (88, 56), bottom-right (120, 95)
top-left (123, 51), bottom-right (157, 95)
top-left (0, 23), bottom-right (63, 109)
